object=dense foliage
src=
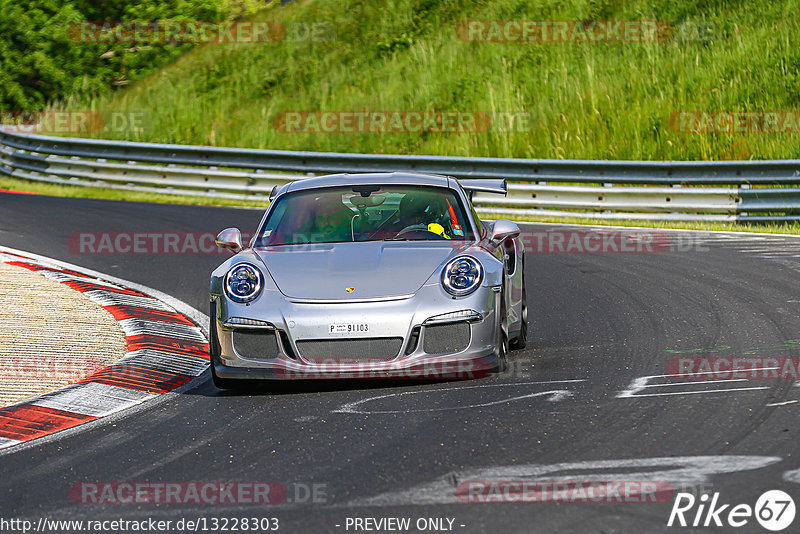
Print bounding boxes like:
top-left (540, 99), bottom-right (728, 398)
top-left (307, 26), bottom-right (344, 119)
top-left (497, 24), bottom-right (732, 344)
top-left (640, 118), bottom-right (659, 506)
top-left (0, 0), bottom-right (250, 110)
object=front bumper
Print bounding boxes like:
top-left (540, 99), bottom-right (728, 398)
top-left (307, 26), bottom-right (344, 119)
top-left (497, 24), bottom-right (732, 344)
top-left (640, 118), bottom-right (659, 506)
top-left (210, 283), bottom-right (502, 381)
top-left (211, 351), bottom-right (499, 380)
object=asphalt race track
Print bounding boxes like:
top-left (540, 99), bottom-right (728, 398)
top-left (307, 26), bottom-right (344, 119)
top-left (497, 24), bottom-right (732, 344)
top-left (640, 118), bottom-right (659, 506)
top-left (3, 191), bottom-right (800, 532)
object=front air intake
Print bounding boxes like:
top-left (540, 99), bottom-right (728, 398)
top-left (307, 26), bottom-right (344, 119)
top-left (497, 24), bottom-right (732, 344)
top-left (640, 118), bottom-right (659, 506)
top-left (296, 337), bottom-right (403, 364)
top-left (232, 330), bottom-right (280, 360)
top-left (423, 322), bottom-right (470, 355)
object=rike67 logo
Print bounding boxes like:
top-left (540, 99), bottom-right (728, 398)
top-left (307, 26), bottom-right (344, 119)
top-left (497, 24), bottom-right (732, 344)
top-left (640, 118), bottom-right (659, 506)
top-left (668, 490), bottom-right (796, 531)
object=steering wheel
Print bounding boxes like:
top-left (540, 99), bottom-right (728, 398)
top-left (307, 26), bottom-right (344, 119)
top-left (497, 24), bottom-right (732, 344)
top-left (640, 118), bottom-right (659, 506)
top-left (394, 226), bottom-right (447, 240)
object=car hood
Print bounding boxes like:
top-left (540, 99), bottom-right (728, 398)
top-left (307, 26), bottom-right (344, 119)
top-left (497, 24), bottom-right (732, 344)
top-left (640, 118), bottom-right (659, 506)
top-left (253, 241), bottom-right (472, 301)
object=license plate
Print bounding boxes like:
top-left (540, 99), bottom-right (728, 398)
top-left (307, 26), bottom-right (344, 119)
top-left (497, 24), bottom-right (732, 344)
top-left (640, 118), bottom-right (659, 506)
top-left (328, 323), bottom-right (370, 334)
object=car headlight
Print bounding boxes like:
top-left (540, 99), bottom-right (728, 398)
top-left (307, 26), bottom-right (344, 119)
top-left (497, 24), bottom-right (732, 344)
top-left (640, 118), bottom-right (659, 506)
top-left (441, 256), bottom-right (483, 296)
top-left (225, 263), bottom-right (263, 303)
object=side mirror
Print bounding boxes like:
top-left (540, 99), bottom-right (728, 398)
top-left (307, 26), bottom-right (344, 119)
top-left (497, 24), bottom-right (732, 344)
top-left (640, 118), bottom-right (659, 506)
top-left (489, 219), bottom-right (520, 246)
top-left (216, 227), bottom-right (243, 254)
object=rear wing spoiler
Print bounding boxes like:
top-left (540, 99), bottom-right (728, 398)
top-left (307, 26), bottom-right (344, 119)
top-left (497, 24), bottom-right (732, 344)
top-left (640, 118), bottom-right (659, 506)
top-left (456, 178), bottom-right (507, 197)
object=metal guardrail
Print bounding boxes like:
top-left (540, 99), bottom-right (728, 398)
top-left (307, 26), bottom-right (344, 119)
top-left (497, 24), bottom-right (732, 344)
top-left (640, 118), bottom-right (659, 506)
top-left (2, 128), bottom-right (800, 221)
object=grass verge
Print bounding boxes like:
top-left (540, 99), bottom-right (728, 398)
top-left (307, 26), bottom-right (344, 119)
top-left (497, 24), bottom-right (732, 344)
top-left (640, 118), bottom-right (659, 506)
top-left (61, 0), bottom-right (800, 161)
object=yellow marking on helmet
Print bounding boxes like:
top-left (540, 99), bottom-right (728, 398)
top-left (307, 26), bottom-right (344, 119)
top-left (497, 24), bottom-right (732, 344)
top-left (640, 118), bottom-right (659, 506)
top-left (428, 223), bottom-right (451, 239)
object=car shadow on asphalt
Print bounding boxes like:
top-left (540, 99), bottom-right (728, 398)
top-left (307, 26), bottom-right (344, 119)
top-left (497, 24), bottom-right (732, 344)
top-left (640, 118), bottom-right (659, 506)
top-left (186, 370), bottom-right (491, 397)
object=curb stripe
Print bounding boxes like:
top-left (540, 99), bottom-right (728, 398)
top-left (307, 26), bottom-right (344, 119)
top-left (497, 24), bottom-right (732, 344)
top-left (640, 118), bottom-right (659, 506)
top-left (0, 405), bottom-right (97, 441)
top-left (119, 350), bottom-right (208, 376)
top-left (40, 270), bottom-right (118, 287)
top-left (118, 318), bottom-right (205, 342)
top-left (125, 335), bottom-right (209, 358)
top-left (4, 261), bottom-right (91, 279)
top-left (103, 306), bottom-right (196, 326)
top-left (29, 383), bottom-right (155, 418)
top-left (0, 188), bottom-right (36, 195)
top-left (83, 290), bottom-right (172, 311)
top-left (82, 365), bottom-right (193, 394)
top-left (60, 279), bottom-right (149, 296)
top-left (0, 437), bottom-right (21, 448)
top-left (0, 250), bottom-right (210, 451)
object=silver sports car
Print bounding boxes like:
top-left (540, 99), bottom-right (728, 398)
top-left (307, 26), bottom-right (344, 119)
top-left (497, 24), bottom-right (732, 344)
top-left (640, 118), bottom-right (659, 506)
top-left (209, 172), bottom-right (526, 388)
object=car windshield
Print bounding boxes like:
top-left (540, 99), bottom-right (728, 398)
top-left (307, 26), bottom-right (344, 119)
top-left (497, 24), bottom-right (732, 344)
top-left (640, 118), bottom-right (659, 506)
top-left (255, 185), bottom-right (475, 246)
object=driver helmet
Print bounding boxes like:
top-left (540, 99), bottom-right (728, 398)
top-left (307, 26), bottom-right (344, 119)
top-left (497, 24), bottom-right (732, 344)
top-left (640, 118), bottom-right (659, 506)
top-left (398, 193), bottom-right (431, 226)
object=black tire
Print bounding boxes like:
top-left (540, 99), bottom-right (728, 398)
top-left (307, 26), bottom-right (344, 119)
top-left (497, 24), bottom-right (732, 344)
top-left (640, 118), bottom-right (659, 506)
top-left (497, 329), bottom-right (509, 373)
top-left (496, 297), bottom-right (510, 373)
top-left (209, 307), bottom-right (243, 390)
top-left (510, 283), bottom-right (528, 350)
top-left (210, 362), bottom-right (241, 390)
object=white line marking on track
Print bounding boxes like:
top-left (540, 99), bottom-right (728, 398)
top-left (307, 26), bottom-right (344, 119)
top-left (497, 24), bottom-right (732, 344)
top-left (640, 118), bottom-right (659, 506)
top-left (623, 387), bottom-right (769, 398)
top-left (654, 378), bottom-right (751, 386)
top-left (783, 468), bottom-right (800, 484)
top-left (344, 455), bottom-right (782, 507)
top-left (334, 380), bottom-right (583, 414)
top-left (617, 368), bottom-right (779, 398)
top-left (766, 400), bottom-right (800, 407)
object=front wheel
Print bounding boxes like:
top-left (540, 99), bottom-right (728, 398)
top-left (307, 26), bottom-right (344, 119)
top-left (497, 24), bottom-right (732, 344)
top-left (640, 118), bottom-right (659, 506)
top-left (495, 298), bottom-right (510, 373)
top-left (510, 284), bottom-right (528, 350)
top-left (209, 308), bottom-right (246, 390)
